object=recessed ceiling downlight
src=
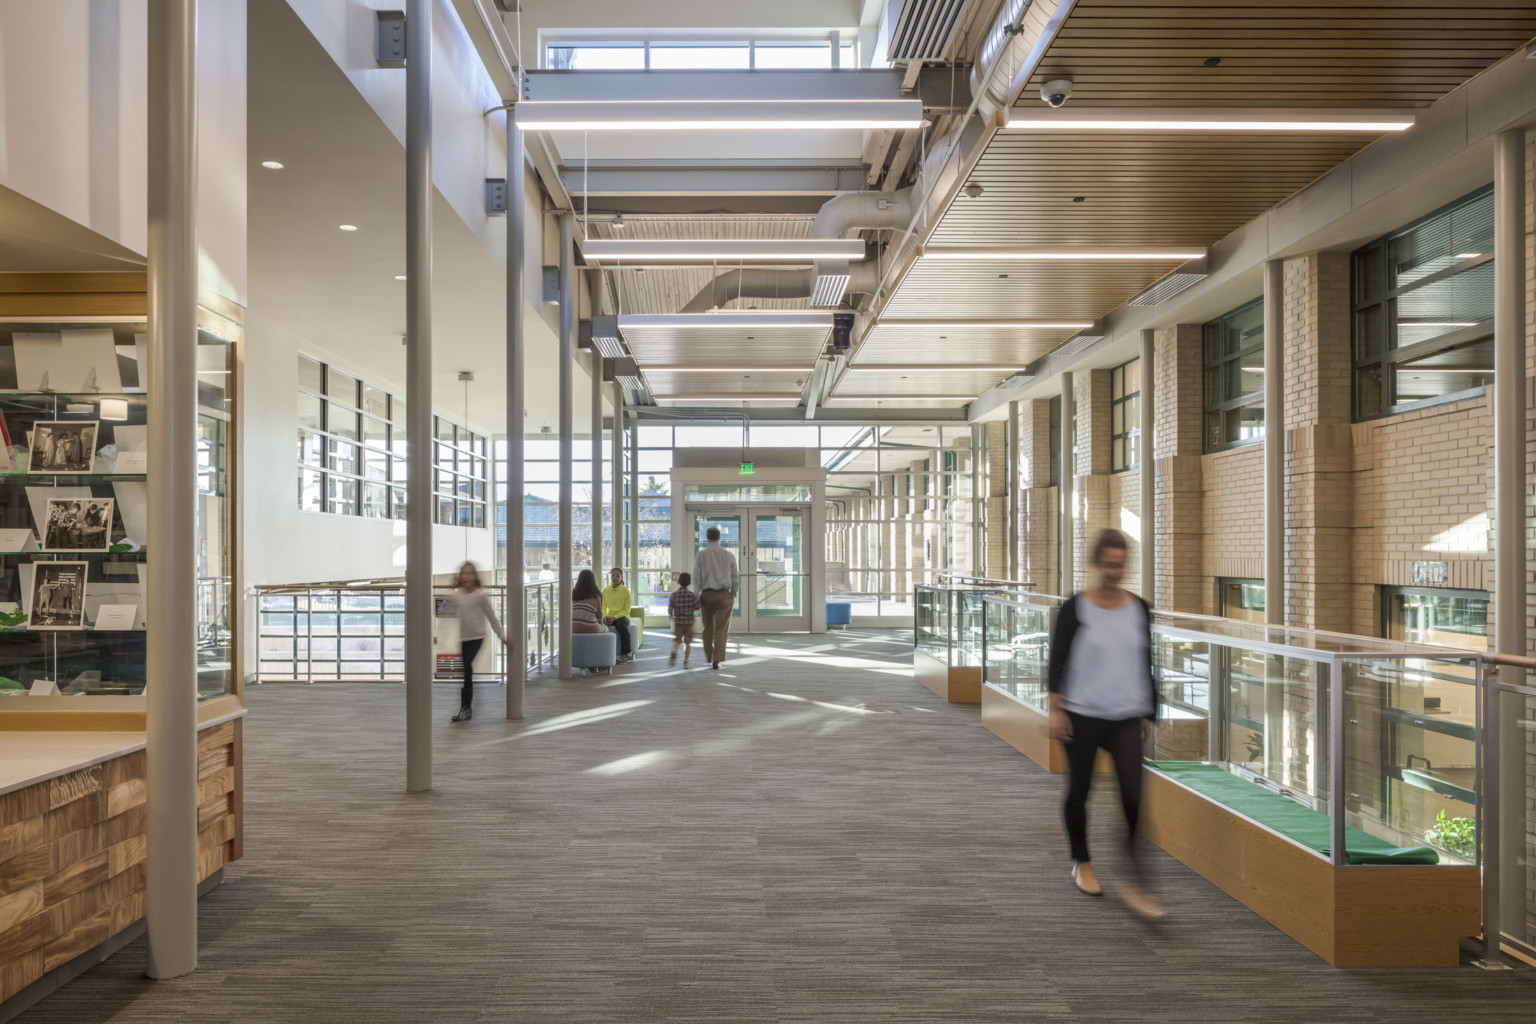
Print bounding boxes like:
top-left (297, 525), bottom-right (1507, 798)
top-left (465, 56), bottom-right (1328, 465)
top-left (339, 224), bottom-right (359, 232)
top-left (260, 160), bottom-right (284, 169)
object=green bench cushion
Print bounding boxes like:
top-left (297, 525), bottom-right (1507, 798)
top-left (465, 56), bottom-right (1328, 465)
top-left (1147, 761), bottom-right (1439, 866)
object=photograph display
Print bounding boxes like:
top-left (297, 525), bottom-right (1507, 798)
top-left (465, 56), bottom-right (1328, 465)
top-left (28, 561), bottom-right (87, 630)
top-left (29, 421), bottom-right (98, 474)
top-left (42, 498), bottom-right (114, 551)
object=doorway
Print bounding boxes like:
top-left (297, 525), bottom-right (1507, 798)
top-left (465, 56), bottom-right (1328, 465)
top-left (686, 505), bottom-right (810, 632)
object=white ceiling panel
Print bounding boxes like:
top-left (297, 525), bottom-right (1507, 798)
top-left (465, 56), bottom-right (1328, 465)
top-left (853, 322), bottom-right (1069, 365)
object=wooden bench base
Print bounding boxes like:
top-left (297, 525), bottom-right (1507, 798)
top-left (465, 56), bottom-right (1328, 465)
top-left (981, 683), bottom-right (1114, 773)
top-left (913, 649), bottom-right (982, 703)
top-left (1141, 768), bottom-right (1479, 966)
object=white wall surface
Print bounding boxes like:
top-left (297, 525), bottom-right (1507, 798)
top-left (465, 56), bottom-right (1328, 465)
top-left (283, 0), bottom-right (507, 264)
top-left (243, 310), bottom-right (495, 590)
top-left (0, 0), bottom-right (247, 302)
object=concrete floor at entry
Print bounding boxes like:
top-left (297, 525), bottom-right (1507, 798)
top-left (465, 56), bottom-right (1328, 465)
top-left (17, 630), bottom-right (1536, 1023)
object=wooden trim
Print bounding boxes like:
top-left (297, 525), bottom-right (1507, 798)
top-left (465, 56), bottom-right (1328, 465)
top-left (0, 697), bottom-right (245, 733)
top-left (1140, 769), bottom-right (1479, 966)
top-left (980, 683), bottom-right (1113, 773)
top-left (912, 649), bottom-right (983, 703)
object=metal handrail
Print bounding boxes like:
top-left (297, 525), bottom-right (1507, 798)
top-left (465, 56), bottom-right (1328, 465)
top-left (935, 573), bottom-right (1034, 589)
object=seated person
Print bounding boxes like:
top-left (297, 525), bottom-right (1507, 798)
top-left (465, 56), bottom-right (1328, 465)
top-left (571, 570), bottom-right (607, 634)
top-left (602, 567), bottom-right (635, 663)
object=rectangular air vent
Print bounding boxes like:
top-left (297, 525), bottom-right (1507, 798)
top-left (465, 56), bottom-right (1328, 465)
top-left (885, 0), bottom-right (969, 62)
top-left (1130, 258), bottom-right (1210, 307)
top-left (811, 260), bottom-right (851, 308)
top-left (617, 375), bottom-right (645, 391)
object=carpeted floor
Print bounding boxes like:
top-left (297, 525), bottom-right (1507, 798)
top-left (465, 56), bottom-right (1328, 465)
top-left (16, 629), bottom-right (1536, 1022)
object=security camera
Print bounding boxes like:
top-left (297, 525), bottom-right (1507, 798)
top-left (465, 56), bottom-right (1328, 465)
top-left (1041, 79), bottom-right (1074, 108)
top-left (963, 182), bottom-right (984, 199)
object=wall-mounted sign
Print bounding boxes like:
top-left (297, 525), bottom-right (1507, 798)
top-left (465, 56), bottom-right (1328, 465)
top-left (1409, 561), bottom-right (1449, 586)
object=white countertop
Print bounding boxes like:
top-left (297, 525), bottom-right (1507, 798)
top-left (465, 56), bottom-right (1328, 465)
top-left (0, 731), bottom-right (146, 797)
top-left (0, 709), bottom-right (244, 797)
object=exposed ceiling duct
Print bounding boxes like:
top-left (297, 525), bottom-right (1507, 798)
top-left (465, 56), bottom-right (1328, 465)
top-left (681, 188), bottom-right (916, 312)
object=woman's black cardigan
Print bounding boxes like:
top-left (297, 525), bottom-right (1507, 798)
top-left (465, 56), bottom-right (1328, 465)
top-left (1044, 593), bottom-right (1159, 716)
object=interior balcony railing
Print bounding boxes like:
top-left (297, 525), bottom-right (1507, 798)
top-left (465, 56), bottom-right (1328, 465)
top-left (959, 586), bottom-right (1535, 967)
top-left (254, 580), bottom-right (559, 684)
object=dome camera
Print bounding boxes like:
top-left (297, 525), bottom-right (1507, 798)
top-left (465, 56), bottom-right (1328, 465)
top-left (1041, 79), bottom-right (1074, 108)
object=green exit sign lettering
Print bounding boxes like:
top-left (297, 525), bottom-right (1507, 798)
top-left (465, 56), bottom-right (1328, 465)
top-left (739, 462), bottom-right (755, 475)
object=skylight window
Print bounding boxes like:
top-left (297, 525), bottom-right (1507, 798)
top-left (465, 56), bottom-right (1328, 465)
top-left (543, 38), bottom-right (857, 70)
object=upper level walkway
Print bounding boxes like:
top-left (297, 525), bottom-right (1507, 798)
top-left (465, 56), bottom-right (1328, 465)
top-left (18, 631), bottom-right (1536, 1023)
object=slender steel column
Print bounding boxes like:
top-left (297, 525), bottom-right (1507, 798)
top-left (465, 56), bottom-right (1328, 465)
top-left (505, 119), bottom-right (525, 719)
top-left (1139, 329), bottom-right (1155, 603)
top-left (557, 213), bottom-right (574, 679)
top-left (611, 382), bottom-right (624, 573)
top-left (404, 0), bottom-right (433, 790)
top-left (628, 420), bottom-right (639, 586)
top-left (1263, 259), bottom-right (1284, 627)
top-left (145, 0), bottom-right (199, 979)
top-left (1491, 127), bottom-right (1527, 960)
top-left (1058, 372), bottom-right (1073, 595)
top-left (590, 355), bottom-right (603, 575)
top-left (1006, 401), bottom-right (1018, 582)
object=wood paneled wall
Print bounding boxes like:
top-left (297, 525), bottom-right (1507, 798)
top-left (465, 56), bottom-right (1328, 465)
top-left (0, 720), bottom-right (241, 1003)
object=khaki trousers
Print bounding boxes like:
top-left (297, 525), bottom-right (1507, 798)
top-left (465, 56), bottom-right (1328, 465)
top-left (700, 588), bottom-right (734, 663)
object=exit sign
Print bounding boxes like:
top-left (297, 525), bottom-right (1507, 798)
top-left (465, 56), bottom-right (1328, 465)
top-left (739, 462), bottom-right (755, 475)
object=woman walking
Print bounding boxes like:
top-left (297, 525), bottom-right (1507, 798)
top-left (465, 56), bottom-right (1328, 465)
top-left (1047, 528), bottom-right (1164, 919)
top-left (449, 561), bottom-right (509, 723)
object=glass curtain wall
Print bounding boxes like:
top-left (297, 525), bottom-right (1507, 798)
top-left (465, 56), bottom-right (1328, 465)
top-left (494, 423), bottom-right (978, 616)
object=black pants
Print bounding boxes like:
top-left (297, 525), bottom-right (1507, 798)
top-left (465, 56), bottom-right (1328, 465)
top-left (1062, 712), bottom-right (1145, 873)
top-left (610, 617), bottom-right (632, 656)
top-left (460, 637), bottom-right (483, 709)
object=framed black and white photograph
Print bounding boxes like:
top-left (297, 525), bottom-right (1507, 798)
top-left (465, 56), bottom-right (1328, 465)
top-left (41, 498), bottom-right (114, 552)
top-left (29, 421), bottom-right (98, 475)
top-left (28, 561), bottom-right (87, 630)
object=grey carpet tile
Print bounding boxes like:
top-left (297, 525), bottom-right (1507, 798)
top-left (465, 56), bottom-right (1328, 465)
top-left (13, 628), bottom-right (1536, 1023)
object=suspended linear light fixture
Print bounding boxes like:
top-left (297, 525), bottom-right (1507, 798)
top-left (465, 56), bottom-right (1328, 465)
top-left (920, 245), bottom-right (1207, 261)
top-left (1002, 108), bottom-right (1415, 132)
top-left (583, 239), bottom-right (866, 263)
top-left (514, 99), bottom-right (926, 132)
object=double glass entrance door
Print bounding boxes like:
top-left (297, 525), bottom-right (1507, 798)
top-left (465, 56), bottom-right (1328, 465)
top-left (688, 506), bottom-right (809, 632)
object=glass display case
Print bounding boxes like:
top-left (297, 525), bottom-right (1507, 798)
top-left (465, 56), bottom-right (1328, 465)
top-left (0, 321), bottom-right (236, 704)
top-left (980, 595), bottom-right (1482, 866)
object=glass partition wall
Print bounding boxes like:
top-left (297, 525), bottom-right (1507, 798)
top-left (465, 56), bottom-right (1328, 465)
top-left (981, 594), bottom-right (1481, 868)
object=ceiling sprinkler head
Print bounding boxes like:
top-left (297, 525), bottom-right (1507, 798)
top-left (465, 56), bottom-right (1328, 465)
top-left (963, 182), bottom-right (984, 199)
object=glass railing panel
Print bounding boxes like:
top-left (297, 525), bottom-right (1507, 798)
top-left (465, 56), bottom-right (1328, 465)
top-left (1152, 633), bottom-right (1211, 760)
top-left (1225, 649), bottom-right (1326, 802)
top-left (953, 590), bottom-right (991, 667)
top-left (1341, 654), bottom-right (1478, 866)
top-left (1503, 686), bottom-right (1535, 953)
top-left (914, 585), bottom-right (949, 662)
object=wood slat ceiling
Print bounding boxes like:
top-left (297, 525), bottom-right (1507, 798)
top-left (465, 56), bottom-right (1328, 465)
top-left (835, 367), bottom-right (1016, 397)
top-left (1029, 1), bottom-right (1536, 108)
top-left (589, 215), bottom-right (816, 316)
top-left (874, 1), bottom-right (1536, 379)
top-left (929, 131), bottom-right (1369, 245)
top-left (643, 369), bottom-right (812, 398)
top-left (619, 322), bottom-right (828, 368)
top-left (881, 258), bottom-right (1185, 318)
top-left (853, 323), bottom-right (1068, 364)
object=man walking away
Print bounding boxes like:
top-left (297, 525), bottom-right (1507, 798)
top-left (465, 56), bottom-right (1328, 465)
top-left (692, 525), bottom-right (738, 670)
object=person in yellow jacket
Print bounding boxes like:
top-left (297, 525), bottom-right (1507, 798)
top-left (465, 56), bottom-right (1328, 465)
top-left (602, 567), bottom-right (635, 664)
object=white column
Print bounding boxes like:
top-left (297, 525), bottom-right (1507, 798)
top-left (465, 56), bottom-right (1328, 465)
top-left (1006, 401), bottom-right (1019, 581)
top-left (591, 355), bottom-right (603, 574)
top-left (1058, 371), bottom-right (1073, 595)
top-left (145, 0), bottom-right (199, 980)
top-left (1263, 259), bottom-right (1284, 626)
top-left (505, 118), bottom-right (525, 719)
top-left (557, 213), bottom-right (574, 679)
top-left (1491, 127), bottom-right (1527, 953)
top-left (404, 0), bottom-right (433, 790)
top-left (1139, 329), bottom-right (1155, 603)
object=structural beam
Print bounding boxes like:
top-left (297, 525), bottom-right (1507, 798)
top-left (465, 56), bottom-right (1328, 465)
top-left (523, 68), bottom-right (905, 103)
top-left (404, 0), bottom-right (434, 791)
top-left (558, 212), bottom-right (574, 680)
top-left (1139, 329), bottom-right (1155, 604)
top-left (1263, 259), bottom-right (1284, 627)
top-left (506, 118), bottom-right (526, 720)
top-left (145, 0), bottom-right (199, 980)
top-left (612, 382), bottom-right (624, 576)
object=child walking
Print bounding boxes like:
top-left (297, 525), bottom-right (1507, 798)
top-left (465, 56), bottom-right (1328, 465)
top-left (668, 572), bottom-right (700, 668)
